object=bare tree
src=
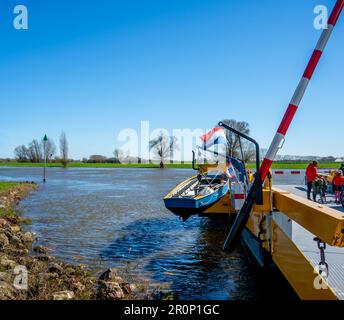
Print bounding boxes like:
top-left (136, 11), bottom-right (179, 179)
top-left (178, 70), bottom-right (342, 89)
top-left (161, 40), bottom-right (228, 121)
top-left (242, 143), bottom-right (255, 163)
top-left (220, 119), bottom-right (255, 163)
top-left (169, 136), bottom-right (179, 164)
top-left (149, 132), bottom-right (178, 168)
top-left (14, 145), bottom-right (29, 162)
top-left (59, 132), bottom-right (69, 168)
top-left (14, 138), bottom-right (55, 163)
top-left (28, 140), bottom-right (43, 163)
top-left (113, 148), bottom-right (123, 164)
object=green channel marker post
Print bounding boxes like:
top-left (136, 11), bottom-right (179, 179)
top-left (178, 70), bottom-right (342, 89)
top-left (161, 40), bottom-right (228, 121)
top-left (43, 134), bottom-right (48, 183)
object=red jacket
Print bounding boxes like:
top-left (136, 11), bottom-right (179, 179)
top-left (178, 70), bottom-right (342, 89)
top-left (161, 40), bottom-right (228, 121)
top-left (333, 175), bottom-right (344, 187)
top-left (306, 164), bottom-right (318, 182)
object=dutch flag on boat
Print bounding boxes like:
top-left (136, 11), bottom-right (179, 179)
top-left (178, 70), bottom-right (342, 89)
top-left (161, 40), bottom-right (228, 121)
top-left (200, 128), bottom-right (227, 150)
top-left (226, 163), bottom-right (237, 180)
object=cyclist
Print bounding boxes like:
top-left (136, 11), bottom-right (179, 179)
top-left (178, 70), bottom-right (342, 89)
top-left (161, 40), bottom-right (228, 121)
top-left (332, 171), bottom-right (344, 204)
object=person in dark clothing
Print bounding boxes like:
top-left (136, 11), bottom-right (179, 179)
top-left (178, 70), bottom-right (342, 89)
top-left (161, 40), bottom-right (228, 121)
top-left (305, 161), bottom-right (320, 201)
top-left (340, 163), bottom-right (344, 176)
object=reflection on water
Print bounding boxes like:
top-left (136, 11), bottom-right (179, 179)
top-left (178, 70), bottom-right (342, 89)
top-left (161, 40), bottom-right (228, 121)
top-left (0, 167), bottom-right (297, 299)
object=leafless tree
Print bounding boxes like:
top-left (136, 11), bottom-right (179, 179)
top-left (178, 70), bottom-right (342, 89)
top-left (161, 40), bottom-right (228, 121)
top-left (220, 119), bottom-right (255, 163)
top-left (14, 138), bottom-right (56, 163)
top-left (169, 136), bottom-right (179, 164)
top-left (14, 145), bottom-right (29, 162)
top-left (242, 143), bottom-right (256, 163)
top-left (28, 140), bottom-right (43, 163)
top-left (149, 132), bottom-right (178, 168)
top-left (59, 131), bottom-right (69, 168)
top-left (113, 148), bottom-right (123, 164)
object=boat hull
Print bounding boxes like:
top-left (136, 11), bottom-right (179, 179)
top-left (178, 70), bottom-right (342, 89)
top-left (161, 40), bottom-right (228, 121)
top-left (164, 181), bottom-right (229, 218)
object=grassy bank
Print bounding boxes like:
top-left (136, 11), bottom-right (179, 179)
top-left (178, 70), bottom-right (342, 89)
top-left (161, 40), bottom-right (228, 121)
top-left (0, 182), bottom-right (38, 217)
top-left (0, 181), bottom-right (21, 193)
top-left (0, 161), bottom-right (341, 170)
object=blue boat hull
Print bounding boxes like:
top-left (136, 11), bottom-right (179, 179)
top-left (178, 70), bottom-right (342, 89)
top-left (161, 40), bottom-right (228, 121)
top-left (164, 182), bottom-right (229, 218)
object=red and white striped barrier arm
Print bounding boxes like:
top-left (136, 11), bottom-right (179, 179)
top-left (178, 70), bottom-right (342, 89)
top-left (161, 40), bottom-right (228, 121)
top-left (259, 0), bottom-right (344, 181)
top-left (274, 170), bottom-right (301, 175)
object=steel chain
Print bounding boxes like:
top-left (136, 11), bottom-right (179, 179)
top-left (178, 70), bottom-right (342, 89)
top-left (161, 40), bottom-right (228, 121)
top-left (314, 237), bottom-right (329, 277)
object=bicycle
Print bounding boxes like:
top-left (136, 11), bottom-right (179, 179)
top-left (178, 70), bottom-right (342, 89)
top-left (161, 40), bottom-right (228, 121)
top-left (313, 179), bottom-right (327, 204)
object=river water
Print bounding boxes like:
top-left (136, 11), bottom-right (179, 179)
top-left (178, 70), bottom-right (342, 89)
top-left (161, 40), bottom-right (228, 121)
top-left (0, 167), bottom-right (301, 300)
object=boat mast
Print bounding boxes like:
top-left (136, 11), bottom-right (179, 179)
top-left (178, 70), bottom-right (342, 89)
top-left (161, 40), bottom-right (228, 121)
top-left (224, 0), bottom-right (344, 252)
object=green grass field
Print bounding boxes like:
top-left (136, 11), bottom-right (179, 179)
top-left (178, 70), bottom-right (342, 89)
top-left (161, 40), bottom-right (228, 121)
top-left (0, 161), bottom-right (193, 169)
top-left (0, 161), bottom-right (340, 170)
top-left (0, 181), bottom-right (21, 192)
top-left (0, 181), bottom-right (22, 216)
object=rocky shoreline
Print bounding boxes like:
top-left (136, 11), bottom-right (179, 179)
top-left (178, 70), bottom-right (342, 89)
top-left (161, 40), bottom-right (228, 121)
top-left (0, 182), bottom-right (172, 300)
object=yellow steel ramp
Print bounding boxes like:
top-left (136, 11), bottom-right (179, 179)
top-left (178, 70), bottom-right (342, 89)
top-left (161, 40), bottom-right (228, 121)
top-left (270, 186), bottom-right (344, 300)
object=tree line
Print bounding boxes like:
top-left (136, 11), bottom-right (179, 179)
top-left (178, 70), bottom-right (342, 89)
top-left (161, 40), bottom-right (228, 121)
top-left (14, 132), bottom-right (69, 167)
top-left (11, 120), bottom-right (255, 168)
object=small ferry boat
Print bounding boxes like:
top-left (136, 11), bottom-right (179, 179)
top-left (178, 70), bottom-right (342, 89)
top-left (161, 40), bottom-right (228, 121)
top-left (164, 123), bottom-right (251, 220)
top-left (163, 170), bottom-right (230, 219)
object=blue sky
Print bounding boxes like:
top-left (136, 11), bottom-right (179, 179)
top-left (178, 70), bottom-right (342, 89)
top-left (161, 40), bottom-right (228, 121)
top-left (0, 0), bottom-right (343, 159)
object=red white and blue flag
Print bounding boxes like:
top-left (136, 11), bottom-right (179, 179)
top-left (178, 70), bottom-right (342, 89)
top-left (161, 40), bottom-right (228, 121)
top-left (226, 163), bottom-right (237, 180)
top-left (200, 128), bottom-right (227, 150)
